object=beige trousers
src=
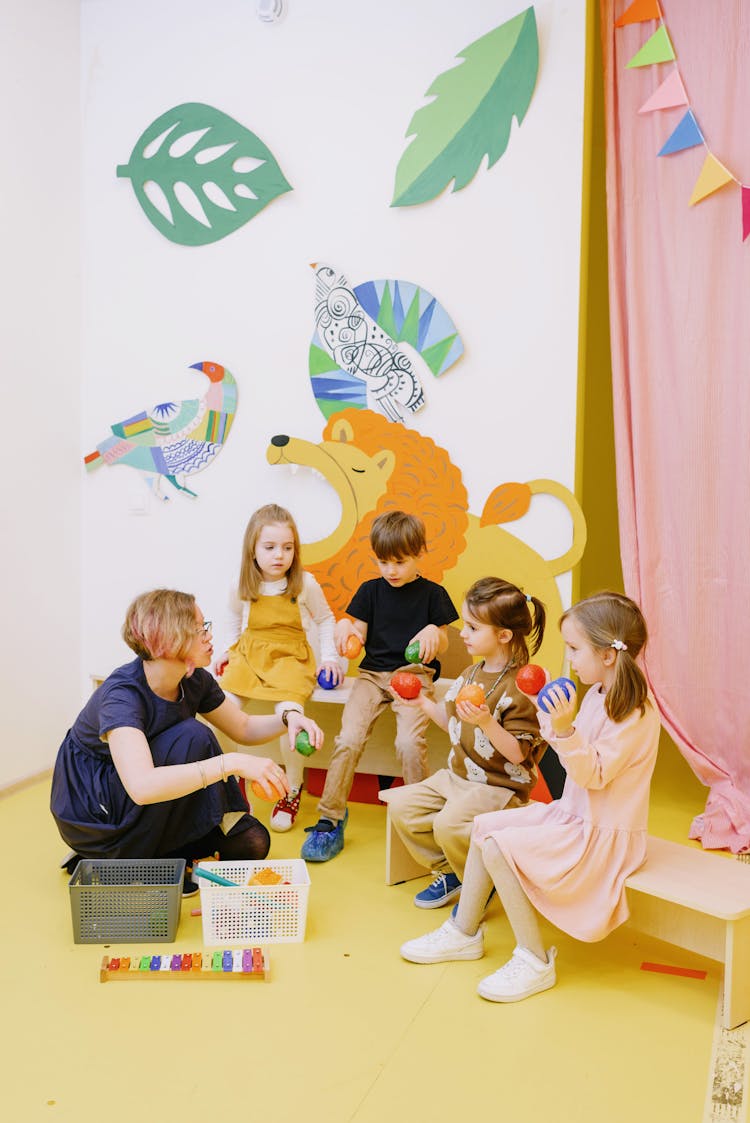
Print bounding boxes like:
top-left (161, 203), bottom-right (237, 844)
top-left (386, 769), bottom-right (520, 881)
top-left (317, 668), bottom-right (434, 822)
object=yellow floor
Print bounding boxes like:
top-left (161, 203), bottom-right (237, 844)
top-left (0, 739), bottom-right (735, 1123)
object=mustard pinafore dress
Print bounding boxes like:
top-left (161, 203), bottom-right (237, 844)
top-left (220, 593), bottom-right (316, 706)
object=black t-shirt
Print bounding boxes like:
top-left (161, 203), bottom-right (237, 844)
top-left (348, 577), bottom-right (458, 677)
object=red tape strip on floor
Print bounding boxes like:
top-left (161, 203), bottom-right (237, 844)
top-left (641, 961), bottom-right (707, 980)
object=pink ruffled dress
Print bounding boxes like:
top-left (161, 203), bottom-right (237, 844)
top-left (472, 686), bottom-right (661, 942)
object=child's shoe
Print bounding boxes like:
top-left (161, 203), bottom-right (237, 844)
top-left (414, 871), bottom-right (462, 909)
top-left (270, 786), bottom-right (302, 832)
top-left (300, 810), bottom-right (348, 862)
top-left (400, 917), bottom-right (484, 964)
top-left (477, 945), bottom-right (557, 1003)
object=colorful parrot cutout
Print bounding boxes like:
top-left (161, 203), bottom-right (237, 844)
top-left (84, 361), bottom-right (237, 499)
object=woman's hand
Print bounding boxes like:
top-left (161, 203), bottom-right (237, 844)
top-left (232, 754), bottom-right (289, 799)
top-left (317, 660), bottom-right (344, 688)
top-left (285, 712), bottom-right (324, 753)
top-left (213, 651), bottom-right (229, 677)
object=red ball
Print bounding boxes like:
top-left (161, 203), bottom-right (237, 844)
top-left (390, 671), bottom-right (422, 699)
top-left (516, 664), bottom-right (547, 696)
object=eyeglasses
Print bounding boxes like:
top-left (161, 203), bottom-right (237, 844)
top-left (195, 620), bottom-right (213, 635)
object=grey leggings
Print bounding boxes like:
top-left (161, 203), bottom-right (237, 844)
top-left (455, 836), bottom-right (546, 961)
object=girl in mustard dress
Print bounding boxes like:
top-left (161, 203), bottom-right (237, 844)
top-left (216, 504), bottom-right (343, 831)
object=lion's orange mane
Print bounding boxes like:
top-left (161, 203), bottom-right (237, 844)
top-left (306, 409), bottom-right (469, 616)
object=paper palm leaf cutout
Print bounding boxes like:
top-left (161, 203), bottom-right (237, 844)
top-left (117, 103), bottom-right (292, 245)
top-left (391, 7), bottom-right (539, 208)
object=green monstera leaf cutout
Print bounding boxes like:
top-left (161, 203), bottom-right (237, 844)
top-left (391, 7), bottom-right (539, 208)
top-left (117, 102), bottom-right (292, 245)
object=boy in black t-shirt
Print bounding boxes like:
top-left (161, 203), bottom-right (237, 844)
top-left (301, 511), bottom-right (458, 862)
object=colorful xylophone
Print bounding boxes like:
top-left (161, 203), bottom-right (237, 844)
top-left (99, 948), bottom-right (270, 983)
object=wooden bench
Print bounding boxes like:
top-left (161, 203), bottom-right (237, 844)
top-left (379, 792), bottom-right (750, 1030)
top-left (219, 676), bottom-right (455, 778)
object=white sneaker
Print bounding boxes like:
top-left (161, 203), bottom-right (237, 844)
top-left (477, 945), bottom-right (557, 1002)
top-left (400, 917), bottom-right (484, 964)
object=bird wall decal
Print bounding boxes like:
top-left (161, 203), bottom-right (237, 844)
top-left (84, 361), bottom-right (237, 500)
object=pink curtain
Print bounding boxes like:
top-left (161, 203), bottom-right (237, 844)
top-left (601, 1), bottom-right (750, 852)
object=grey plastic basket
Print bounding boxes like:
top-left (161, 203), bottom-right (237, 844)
top-left (68, 858), bottom-right (185, 943)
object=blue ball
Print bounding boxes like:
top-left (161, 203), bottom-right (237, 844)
top-left (317, 668), bottom-right (337, 690)
top-left (537, 677), bottom-right (576, 713)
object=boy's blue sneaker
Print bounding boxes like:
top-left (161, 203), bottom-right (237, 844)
top-left (300, 810), bottom-right (348, 862)
top-left (414, 871), bottom-right (462, 909)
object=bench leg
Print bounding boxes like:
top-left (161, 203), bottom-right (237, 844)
top-left (383, 805), bottom-right (431, 887)
top-left (723, 915), bottom-right (750, 1029)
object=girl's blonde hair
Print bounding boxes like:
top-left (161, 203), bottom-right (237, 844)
top-left (238, 504), bottom-right (304, 602)
top-left (561, 591), bottom-right (649, 722)
top-left (465, 577), bottom-right (546, 667)
top-left (122, 589), bottom-right (197, 662)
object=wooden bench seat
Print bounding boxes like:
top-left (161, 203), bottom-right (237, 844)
top-left (379, 792), bottom-right (750, 1030)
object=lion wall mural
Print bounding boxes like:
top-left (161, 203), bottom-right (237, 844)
top-left (267, 407), bottom-right (586, 674)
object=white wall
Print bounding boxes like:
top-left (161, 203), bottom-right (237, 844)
top-left (81, 0), bottom-right (586, 678)
top-left (1, 0), bottom-right (586, 788)
top-left (0, 0), bottom-right (81, 786)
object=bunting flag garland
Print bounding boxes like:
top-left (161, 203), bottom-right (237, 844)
top-left (615, 0), bottom-right (662, 27)
top-left (638, 69), bottom-right (688, 114)
top-left (657, 110), bottom-right (703, 157)
top-left (617, 2), bottom-right (748, 239)
top-left (689, 154), bottom-right (734, 206)
top-left (626, 26), bottom-right (675, 68)
top-left (743, 187), bottom-right (750, 242)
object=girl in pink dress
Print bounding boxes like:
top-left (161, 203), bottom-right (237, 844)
top-left (400, 591), bottom-right (661, 1004)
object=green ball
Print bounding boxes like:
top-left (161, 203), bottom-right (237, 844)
top-left (295, 729), bottom-right (314, 756)
top-left (405, 641), bottom-right (422, 664)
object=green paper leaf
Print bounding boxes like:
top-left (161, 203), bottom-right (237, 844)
top-left (391, 8), bottom-right (539, 208)
top-left (117, 102), bottom-right (292, 245)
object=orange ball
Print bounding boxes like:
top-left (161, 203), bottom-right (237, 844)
top-left (456, 683), bottom-right (486, 707)
top-left (343, 633), bottom-right (363, 659)
top-left (251, 779), bottom-right (286, 802)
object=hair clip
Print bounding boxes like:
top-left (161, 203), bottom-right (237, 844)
top-left (611, 640), bottom-right (628, 651)
top-left (525, 594), bottom-right (532, 603)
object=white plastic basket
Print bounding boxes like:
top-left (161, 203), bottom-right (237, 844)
top-left (197, 859), bottom-right (310, 945)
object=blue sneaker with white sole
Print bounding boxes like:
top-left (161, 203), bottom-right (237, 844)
top-left (414, 871), bottom-right (462, 909)
top-left (300, 810), bottom-right (348, 862)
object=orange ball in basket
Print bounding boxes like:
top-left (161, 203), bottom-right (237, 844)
top-left (390, 671), bottom-right (422, 699)
top-left (456, 683), bottom-right (486, 707)
top-left (251, 779), bottom-right (286, 802)
top-left (343, 633), bottom-right (363, 659)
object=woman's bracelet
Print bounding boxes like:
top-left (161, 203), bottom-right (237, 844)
top-left (280, 708), bottom-right (302, 727)
top-left (219, 754), bottom-right (227, 782)
top-left (197, 761), bottom-right (208, 789)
